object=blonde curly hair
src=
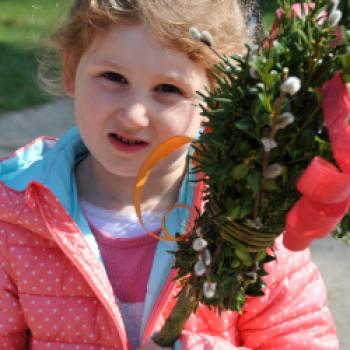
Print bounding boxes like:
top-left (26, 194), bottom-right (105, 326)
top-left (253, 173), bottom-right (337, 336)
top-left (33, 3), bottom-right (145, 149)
top-left (39, 0), bottom-right (251, 95)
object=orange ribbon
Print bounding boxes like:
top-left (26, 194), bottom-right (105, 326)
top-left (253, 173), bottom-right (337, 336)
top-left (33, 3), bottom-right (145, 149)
top-left (133, 136), bottom-right (193, 241)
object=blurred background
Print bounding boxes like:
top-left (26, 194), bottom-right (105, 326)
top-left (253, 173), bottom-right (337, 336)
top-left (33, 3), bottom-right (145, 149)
top-left (0, 1), bottom-right (278, 115)
top-left (0, 1), bottom-right (349, 348)
top-left (0, 0), bottom-right (71, 114)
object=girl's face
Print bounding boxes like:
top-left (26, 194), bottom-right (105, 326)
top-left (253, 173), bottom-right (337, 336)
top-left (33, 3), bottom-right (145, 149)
top-left (65, 23), bottom-right (209, 178)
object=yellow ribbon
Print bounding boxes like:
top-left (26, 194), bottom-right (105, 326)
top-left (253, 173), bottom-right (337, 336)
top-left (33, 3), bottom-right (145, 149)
top-left (134, 136), bottom-right (193, 241)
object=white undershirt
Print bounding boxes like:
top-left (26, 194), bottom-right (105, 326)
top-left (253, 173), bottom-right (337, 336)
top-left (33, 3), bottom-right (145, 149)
top-left (79, 198), bottom-right (164, 238)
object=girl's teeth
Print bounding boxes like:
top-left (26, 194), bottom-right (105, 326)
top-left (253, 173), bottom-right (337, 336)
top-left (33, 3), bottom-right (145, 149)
top-left (115, 134), bottom-right (144, 144)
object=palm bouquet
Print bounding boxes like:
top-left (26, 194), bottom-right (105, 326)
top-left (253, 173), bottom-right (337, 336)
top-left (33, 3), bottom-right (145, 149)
top-left (134, 0), bottom-right (350, 347)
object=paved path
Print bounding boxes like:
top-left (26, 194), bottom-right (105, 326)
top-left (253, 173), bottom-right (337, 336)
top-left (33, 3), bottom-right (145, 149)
top-left (0, 99), bottom-right (74, 155)
top-left (0, 100), bottom-right (349, 348)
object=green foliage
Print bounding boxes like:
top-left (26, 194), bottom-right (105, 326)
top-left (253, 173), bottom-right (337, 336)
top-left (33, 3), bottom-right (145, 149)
top-left (333, 212), bottom-right (350, 245)
top-left (261, 2), bottom-right (280, 30)
top-left (0, 0), bottom-right (71, 113)
top-left (174, 0), bottom-right (350, 313)
top-left (0, 43), bottom-right (49, 112)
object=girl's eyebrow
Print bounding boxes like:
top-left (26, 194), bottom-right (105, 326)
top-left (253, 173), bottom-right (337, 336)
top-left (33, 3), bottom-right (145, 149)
top-left (90, 59), bottom-right (129, 73)
top-left (157, 73), bottom-right (193, 89)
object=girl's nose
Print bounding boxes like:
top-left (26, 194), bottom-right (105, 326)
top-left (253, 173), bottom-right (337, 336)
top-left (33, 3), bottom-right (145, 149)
top-left (117, 102), bottom-right (150, 131)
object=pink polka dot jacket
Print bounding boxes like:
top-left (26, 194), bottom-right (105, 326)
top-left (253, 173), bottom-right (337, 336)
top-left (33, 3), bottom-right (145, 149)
top-left (0, 128), bottom-right (338, 349)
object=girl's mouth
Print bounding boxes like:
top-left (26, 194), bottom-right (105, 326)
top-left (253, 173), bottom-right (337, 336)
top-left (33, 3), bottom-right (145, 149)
top-left (108, 133), bottom-right (149, 153)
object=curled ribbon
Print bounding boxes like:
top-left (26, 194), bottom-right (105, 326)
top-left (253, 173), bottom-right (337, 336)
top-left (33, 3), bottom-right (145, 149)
top-left (283, 73), bottom-right (350, 251)
top-left (134, 136), bottom-right (193, 241)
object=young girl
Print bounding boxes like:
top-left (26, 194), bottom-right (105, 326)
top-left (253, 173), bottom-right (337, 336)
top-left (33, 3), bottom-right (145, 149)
top-left (0, 0), bottom-right (338, 349)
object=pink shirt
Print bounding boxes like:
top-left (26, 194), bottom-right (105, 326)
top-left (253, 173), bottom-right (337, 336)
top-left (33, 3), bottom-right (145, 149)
top-left (90, 225), bottom-right (160, 349)
top-left (91, 225), bottom-right (160, 303)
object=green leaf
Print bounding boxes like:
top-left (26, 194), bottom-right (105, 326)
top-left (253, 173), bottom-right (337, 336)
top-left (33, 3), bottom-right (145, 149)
top-left (234, 119), bottom-right (256, 139)
top-left (296, 28), bottom-right (309, 45)
top-left (235, 290), bottom-right (246, 313)
top-left (213, 97), bottom-right (233, 104)
top-left (226, 204), bottom-right (241, 220)
top-left (341, 54), bottom-right (350, 73)
top-left (315, 135), bottom-right (331, 154)
top-left (232, 163), bottom-right (249, 180)
top-left (239, 194), bottom-right (254, 219)
top-left (238, 143), bottom-right (250, 157)
top-left (257, 93), bottom-right (272, 113)
top-left (255, 251), bottom-right (267, 262)
top-left (299, 128), bottom-right (316, 150)
top-left (343, 73), bottom-right (350, 83)
top-left (281, 165), bottom-right (288, 184)
top-left (225, 198), bottom-right (235, 210)
top-left (209, 109), bottom-right (225, 115)
top-left (225, 198), bottom-right (242, 220)
top-left (230, 259), bottom-right (241, 268)
top-left (263, 179), bottom-right (280, 192)
top-left (246, 169), bottom-right (261, 193)
top-left (235, 247), bottom-right (253, 267)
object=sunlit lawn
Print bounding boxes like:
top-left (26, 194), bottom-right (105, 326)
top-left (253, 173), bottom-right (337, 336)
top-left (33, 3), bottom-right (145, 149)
top-left (0, 0), bottom-right (71, 113)
top-left (261, 2), bottom-right (279, 31)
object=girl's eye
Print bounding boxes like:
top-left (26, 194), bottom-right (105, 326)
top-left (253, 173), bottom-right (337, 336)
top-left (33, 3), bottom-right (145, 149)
top-left (101, 72), bottom-right (128, 84)
top-left (155, 84), bottom-right (183, 95)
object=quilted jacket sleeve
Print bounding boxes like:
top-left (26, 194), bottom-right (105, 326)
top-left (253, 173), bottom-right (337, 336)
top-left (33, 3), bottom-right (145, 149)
top-left (0, 223), bottom-right (28, 349)
top-left (177, 332), bottom-right (249, 349)
top-left (237, 238), bottom-right (338, 349)
top-left (176, 237), bottom-right (337, 349)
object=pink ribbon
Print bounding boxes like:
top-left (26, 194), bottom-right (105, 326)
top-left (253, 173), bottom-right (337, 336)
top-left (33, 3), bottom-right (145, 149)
top-left (283, 73), bottom-right (350, 251)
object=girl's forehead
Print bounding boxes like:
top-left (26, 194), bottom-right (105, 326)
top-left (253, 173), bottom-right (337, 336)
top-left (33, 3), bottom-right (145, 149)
top-left (85, 23), bottom-right (208, 86)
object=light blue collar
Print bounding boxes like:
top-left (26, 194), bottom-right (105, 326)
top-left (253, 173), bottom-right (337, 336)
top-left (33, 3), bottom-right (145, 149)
top-left (0, 127), bottom-right (86, 217)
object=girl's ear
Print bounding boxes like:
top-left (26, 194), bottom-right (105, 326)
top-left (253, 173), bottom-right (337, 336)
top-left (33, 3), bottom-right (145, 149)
top-left (63, 52), bottom-right (75, 97)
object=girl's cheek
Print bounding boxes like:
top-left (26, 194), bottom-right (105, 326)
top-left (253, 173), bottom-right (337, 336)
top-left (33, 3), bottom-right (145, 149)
top-left (159, 117), bottom-right (198, 138)
top-left (88, 88), bottom-right (123, 110)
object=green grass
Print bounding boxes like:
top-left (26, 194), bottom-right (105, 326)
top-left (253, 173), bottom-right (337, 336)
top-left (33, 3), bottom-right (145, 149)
top-left (0, 1), bottom-right (279, 114)
top-left (0, 0), bottom-right (70, 114)
top-left (261, 2), bottom-right (279, 31)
